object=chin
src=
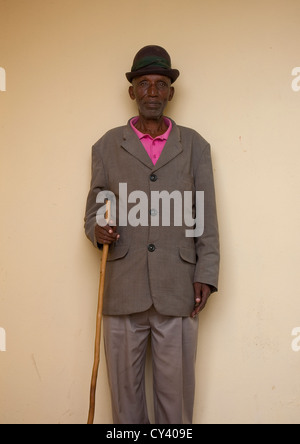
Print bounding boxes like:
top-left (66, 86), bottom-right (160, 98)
top-left (142, 110), bottom-right (163, 120)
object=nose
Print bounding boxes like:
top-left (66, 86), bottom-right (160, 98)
top-left (147, 82), bottom-right (158, 96)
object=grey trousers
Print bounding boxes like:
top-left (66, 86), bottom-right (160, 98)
top-left (103, 305), bottom-right (199, 424)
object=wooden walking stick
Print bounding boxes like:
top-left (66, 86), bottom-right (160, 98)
top-left (87, 200), bottom-right (111, 425)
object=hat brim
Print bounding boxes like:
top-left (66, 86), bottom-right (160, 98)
top-left (126, 67), bottom-right (180, 84)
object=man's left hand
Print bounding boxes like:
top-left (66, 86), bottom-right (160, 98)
top-left (191, 283), bottom-right (212, 318)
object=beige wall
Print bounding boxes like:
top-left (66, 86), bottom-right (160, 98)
top-left (1, 0), bottom-right (300, 424)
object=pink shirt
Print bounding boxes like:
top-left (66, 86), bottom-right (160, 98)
top-left (130, 116), bottom-right (172, 165)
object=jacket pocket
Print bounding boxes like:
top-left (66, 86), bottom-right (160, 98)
top-left (107, 245), bottom-right (129, 262)
top-left (179, 247), bottom-right (196, 264)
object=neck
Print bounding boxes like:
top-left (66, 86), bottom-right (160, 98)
top-left (135, 115), bottom-right (168, 138)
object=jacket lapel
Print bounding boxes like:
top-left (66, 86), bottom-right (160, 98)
top-left (152, 122), bottom-right (182, 172)
top-left (121, 123), bottom-right (154, 169)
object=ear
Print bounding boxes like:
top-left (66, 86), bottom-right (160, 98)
top-left (168, 86), bottom-right (175, 102)
top-left (128, 85), bottom-right (135, 100)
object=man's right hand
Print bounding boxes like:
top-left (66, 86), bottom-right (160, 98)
top-left (95, 221), bottom-right (120, 245)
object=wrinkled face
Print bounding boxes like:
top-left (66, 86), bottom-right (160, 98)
top-left (129, 74), bottom-right (174, 120)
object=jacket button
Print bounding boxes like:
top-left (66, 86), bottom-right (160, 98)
top-left (150, 174), bottom-right (157, 182)
top-left (148, 244), bottom-right (156, 252)
top-left (149, 209), bottom-right (158, 216)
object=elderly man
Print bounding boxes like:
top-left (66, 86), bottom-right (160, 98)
top-left (84, 45), bottom-right (220, 424)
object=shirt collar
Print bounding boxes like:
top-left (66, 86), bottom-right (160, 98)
top-left (130, 116), bottom-right (172, 140)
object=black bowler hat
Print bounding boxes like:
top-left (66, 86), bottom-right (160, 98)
top-left (126, 45), bottom-right (180, 84)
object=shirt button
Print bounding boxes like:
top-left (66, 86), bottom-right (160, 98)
top-left (150, 174), bottom-right (157, 182)
top-left (148, 244), bottom-right (156, 252)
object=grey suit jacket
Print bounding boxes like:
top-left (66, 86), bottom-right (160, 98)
top-left (84, 118), bottom-right (220, 316)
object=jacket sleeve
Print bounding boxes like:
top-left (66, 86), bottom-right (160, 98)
top-left (193, 139), bottom-right (220, 292)
top-left (84, 142), bottom-right (108, 248)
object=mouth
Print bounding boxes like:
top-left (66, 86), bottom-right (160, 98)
top-left (145, 101), bottom-right (161, 108)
